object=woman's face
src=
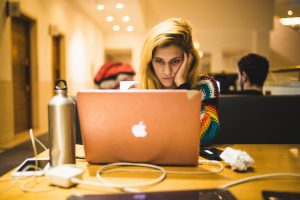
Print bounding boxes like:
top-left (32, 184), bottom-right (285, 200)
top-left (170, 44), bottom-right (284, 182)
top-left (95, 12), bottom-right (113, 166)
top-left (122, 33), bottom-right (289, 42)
top-left (151, 45), bottom-right (183, 88)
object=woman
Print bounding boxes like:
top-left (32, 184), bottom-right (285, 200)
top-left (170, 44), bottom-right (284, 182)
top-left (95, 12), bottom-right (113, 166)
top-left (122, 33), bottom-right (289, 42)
top-left (136, 18), bottom-right (219, 146)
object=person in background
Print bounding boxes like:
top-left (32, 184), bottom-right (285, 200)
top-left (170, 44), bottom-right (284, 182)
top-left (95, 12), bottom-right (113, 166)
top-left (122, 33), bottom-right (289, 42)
top-left (237, 53), bottom-right (269, 95)
top-left (133, 18), bottom-right (219, 146)
top-left (94, 62), bottom-right (136, 89)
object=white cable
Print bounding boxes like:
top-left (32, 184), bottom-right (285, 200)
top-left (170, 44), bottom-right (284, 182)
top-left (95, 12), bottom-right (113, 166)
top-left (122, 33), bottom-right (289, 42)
top-left (67, 160), bottom-right (224, 192)
top-left (90, 159), bottom-right (224, 175)
top-left (167, 160), bottom-right (224, 175)
top-left (21, 164), bottom-right (43, 173)
top-left (17, 129), bottom-right (51, 193)
top-left (29, 129), bottom-right (38, 170)
top-left (29, 129), bottom-right (38, 158)
top-left (99, 160), bottom-right (224, 175)
top-left (19, 132), bottom-right (224, 193)
top-left (19, 176), bottom-right (56, 193)
top-left (29, 128), bottom-right (48, 153)
top-left (218, 173), bottom-right (300, 189)
top-left (71, 177), bottom-right (108, 187)
top-left (95, 162), bottom-right (167, 191)
top-left (34, 137), bottom-right (47, 151)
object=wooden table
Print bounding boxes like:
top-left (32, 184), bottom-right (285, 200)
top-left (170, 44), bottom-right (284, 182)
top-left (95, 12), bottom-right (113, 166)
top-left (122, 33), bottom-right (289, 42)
top-left (0, 144), bottom-right (299, 200)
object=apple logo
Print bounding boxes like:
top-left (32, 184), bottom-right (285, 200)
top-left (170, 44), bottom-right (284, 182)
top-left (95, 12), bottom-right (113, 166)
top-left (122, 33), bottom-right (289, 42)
top-left (131, 121), bottom-right (147, 138)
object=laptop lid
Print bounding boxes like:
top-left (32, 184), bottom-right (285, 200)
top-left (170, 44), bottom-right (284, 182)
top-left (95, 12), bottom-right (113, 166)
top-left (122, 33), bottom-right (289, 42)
top-left (77, 90), bottom-right (202, 166)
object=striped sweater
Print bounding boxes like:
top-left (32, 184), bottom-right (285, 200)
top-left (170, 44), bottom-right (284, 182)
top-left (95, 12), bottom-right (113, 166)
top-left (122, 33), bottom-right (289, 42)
top-left (195, 75), bottom-right (219, 146)
top-left (176, 75), bottom-right (219, 146)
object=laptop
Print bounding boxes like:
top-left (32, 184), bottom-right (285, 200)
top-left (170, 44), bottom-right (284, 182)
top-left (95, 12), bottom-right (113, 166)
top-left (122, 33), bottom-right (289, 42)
top-left (77, 90), bottom-right (202, 166)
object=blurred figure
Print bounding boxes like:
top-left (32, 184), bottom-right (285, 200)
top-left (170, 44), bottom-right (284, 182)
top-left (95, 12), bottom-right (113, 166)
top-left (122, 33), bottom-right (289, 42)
top-left (237, 53), bottom-right (269, 95)
top-left (94, 62), bottom-right (135, 89)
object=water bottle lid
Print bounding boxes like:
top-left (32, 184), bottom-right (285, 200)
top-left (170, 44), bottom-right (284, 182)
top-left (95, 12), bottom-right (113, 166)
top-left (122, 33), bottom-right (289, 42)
top-left (55, 79), bottom-right (67, 91)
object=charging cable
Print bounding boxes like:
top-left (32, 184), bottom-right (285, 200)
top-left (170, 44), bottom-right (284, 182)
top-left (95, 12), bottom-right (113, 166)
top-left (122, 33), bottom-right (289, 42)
top-left (94, 160), bottom-right (224, 192)
top-left (90, 160), bottom-right (224, 176)
top-left (29, 129), bottom-right (38, 169)
top-left (44, 159), bottom-right (224, 193)
top-left (19, 176), bottom-right (56, 193)
top-left (26, 129), bottom-right (224, 192)
top-left (96, 162), bottom-right (167, 192)
top-left (167, 160), bottom-right (224, 175)
top-left (218, 173), bottom-right (300, 189)
top-left (70, 159), bottom-right (224, 192)
top-left (16, 129), bottom-right (54, 193)
top-left (21, 132), bottom-right (300, 194)
top-left (45, 162), bottom-right (166, 192)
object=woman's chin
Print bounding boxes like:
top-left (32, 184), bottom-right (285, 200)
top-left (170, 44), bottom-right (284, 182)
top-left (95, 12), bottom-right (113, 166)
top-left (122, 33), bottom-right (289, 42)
top-left (161, 82), bottom-right (176, 89)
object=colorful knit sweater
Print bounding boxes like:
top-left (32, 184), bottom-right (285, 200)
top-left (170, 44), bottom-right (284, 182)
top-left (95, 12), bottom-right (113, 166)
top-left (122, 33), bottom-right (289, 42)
top-left (177, 75), bottom-right (219, 146)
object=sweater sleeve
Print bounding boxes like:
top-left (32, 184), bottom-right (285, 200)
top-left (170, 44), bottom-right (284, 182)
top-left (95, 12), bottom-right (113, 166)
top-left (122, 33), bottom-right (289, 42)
top-left (196, 76), bottom-right (219, 146)
top-left (176, 82), bottom-right (190, 89)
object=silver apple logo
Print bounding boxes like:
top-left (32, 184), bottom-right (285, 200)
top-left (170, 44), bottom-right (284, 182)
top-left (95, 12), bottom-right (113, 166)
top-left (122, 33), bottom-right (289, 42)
top-left (131, 121), bottom-right (147, 137)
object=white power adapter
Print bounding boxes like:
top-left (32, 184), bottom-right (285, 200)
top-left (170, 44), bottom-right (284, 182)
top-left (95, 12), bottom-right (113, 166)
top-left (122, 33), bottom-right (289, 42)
top-left (45, 165), bottom-right (84, 187)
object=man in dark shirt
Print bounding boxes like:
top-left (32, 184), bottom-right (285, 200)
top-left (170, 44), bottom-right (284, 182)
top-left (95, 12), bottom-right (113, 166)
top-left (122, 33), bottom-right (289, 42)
top-left (236, 53), bottom-right (269, 95)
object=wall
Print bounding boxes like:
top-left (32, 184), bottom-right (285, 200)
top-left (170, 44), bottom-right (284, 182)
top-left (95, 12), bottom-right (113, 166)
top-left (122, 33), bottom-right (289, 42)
top-left (139, 0), bottom-right (273, 72)
top-left (270, 16), bottom-right (300, 68)
top-left (0, 0), bottom-right (14, 143)
top-left (0, 0), bottom-right (104, 144)
top-left (103, 32), bottom-right (145, 75)
top-left (264, 85), bottom-right (300, 95)
top-left (102, 0), bottom-right (274, 74)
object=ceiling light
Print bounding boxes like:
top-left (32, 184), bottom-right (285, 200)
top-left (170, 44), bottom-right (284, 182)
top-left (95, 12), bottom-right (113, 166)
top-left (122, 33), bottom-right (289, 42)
top-left (280, 17), bottom-right (300, 26)
top-left (113, 25), bottom-right (120, 31)
top-left (198, 51), bottom-right (204, 58)
top-left (106, 16), bottom-right (114, 22)
top-left (122, 16), bottom-right (130, 22)
top-left (116, 3), bottom-right (124, 9)
top-left (126, 25), bottom-right (134, 32)
top-left (287, 10), bottom-right (293, 16)
top-left (193, 42), bottom-right (200, 50)
top-left (97, 4), bottom-right (104, 11)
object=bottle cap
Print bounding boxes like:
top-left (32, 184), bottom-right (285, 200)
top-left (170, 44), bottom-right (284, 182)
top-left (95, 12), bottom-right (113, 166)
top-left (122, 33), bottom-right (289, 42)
top-left (55, 79), bottom-right (67, 91)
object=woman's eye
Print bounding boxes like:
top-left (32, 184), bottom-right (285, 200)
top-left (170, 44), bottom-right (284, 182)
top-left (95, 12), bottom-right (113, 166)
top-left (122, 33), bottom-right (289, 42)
top-left (154, 59), bottom-right (164, 65)
top-left (170, 59), bottom-right (181, 65)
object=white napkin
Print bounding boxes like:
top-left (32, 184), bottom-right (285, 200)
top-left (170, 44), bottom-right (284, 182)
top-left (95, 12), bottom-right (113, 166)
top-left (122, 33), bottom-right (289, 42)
top-left (220, 147), bottom-right (254, 171)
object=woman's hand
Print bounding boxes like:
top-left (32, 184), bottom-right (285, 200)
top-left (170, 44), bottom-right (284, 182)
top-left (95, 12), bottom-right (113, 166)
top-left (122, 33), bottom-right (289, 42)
top-left (174, 53), bottom-right (193, 86)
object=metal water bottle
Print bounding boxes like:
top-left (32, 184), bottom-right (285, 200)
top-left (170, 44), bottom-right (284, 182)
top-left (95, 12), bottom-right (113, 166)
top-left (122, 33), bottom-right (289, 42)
top-left (48, 79), bottom-right (75, 167)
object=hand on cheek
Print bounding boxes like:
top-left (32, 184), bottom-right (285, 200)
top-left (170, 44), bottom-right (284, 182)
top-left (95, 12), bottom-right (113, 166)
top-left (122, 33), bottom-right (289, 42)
top-left (174, 53), bottom-right (193, 87)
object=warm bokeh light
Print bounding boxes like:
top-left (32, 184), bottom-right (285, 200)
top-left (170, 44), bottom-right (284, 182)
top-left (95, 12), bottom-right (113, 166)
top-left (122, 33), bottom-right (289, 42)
top-left (122, 16), bottom-right (130, 22)
top-left (193, 41), bottom-right (200, 50)
top-left (106, 16), bottom-right (114, 22)
top-left (116, 3), bottom-right (124, 9)
top-left (126, 25), bottom-right (134, 32)
top-left (198, 50), bottom-right (204, 58)
top-left (97, 4), bottom-right (104, 11)
top-left (280, 17), bottom-right (300, 25)
top-left (69, 32), bottom-right (86, 82)
top-left (113, 25), bottom-right (120, 31)
top-left (287, 10), bottom-right (293, 16)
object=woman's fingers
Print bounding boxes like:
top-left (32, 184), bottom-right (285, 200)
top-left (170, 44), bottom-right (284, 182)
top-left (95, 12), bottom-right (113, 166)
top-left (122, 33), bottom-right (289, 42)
top-left (182, 52), bottom-right (188, 67)
top-left (175, 53), bottom-right (192, 86)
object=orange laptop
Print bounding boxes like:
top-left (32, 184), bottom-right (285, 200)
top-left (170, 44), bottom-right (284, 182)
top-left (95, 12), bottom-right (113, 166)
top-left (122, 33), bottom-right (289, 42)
top-left (77, 90), bottom-right (202, 166)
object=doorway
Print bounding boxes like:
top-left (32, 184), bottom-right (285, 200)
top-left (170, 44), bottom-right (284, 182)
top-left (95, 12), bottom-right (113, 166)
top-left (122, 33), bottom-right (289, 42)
top-left (105, 49), bottom-right (132, 64)
top-left (11, 17), bottom-right (32, 133)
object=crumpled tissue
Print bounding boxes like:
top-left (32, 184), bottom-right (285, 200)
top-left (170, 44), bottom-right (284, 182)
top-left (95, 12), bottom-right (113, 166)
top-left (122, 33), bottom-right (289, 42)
top-left (220, 147), bottom-right (254, 171)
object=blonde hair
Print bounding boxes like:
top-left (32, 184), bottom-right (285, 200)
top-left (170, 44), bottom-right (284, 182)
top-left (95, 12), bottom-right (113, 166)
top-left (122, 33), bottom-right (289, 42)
top-left (138, 18), bottom-right (200, 89)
